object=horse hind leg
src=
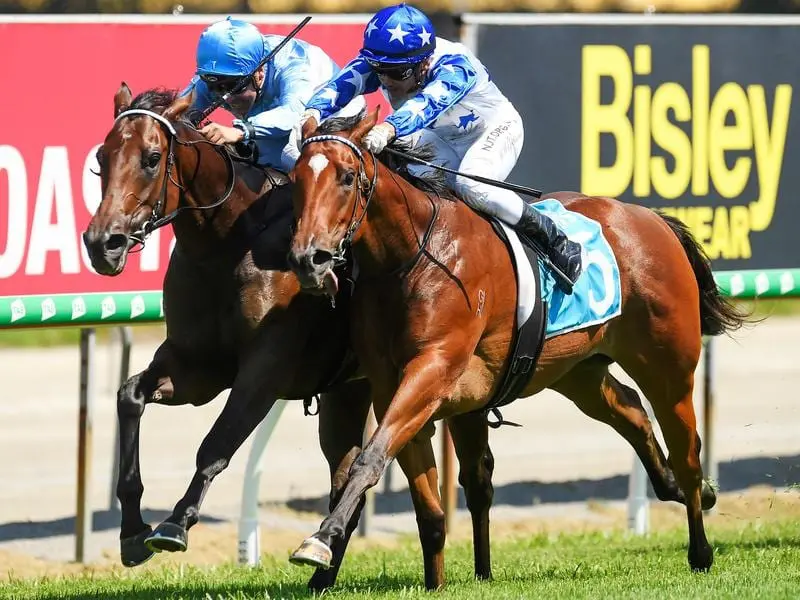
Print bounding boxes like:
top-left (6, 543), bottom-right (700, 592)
top-left (307, 379), bottom-right (373, 593)
top-left (448, 411), bottom-right (494, 581)
top-left (117, 341), bottom-right (230, 567)
top-left (621, 353), bottom-right (714, 572)
top-left (551, 356), bottom-right (687, 505)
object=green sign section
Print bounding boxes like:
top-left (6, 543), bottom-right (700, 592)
top-left (0, 292), bottom-right (164, 328)
top-left (713, 269), bottom-right (800, 299)
top-left (1, 269), bottom-right (798, 328)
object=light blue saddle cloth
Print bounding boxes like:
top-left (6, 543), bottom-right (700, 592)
top-left (534, 198), bottom-right (622, 338)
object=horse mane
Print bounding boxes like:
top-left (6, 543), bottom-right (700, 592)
top-left (316, 111), bottom-right (455, 199)
top-left (130, 87), bottom-right (179, 112)
top-left (129, 87), bottom-right (205, 125)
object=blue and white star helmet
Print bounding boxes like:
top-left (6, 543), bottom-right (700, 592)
top-left (195, 17), bottom-right (266, 77)
top-left (360, 3), bottom-right (436, 67)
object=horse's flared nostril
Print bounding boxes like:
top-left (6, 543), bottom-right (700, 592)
top-left (288, 246), bottom-right (334, 277)
top-left (311, 249), bottom-right (333, 266)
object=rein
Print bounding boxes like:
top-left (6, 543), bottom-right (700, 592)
top-left (114, 108), bottom-right (237, 246)
top-left (384, 147), bottom-right (543, 200)
top-left (300, 134), bottom-right (439, 278)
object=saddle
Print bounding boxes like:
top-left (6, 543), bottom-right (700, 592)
top-left (482, 220), bottom-right (549, 426)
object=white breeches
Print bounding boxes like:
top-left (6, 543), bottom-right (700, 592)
top-left (404, 105), bottom-right (526, 225)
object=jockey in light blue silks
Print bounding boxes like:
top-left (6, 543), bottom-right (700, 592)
top-left (296, 4), bottom-right (582, 291)
top-left (182, 16), bottom-right (365, 172)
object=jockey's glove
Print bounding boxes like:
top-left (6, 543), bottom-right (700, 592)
top-left (363, 122), bottom-right (396, 154)
top-left (294, 109), bottom-right (321, 150)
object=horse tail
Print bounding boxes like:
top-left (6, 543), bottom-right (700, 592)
top-left (656, 211), bottom-right (748, 336)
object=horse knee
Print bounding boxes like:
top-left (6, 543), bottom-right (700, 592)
top-left (349, 445), bottom-right (387, 487)
top-left (117, 374), bottom-right (147, 418)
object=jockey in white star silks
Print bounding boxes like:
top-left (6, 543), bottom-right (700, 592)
top-left (297, 3), bottom-right (582, 291)
top-left (181, 16), bottom-right (365, 172)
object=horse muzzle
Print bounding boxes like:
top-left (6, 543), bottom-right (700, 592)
top-left (287, 245), bottom-right (340, 298)
top-left (82, 229), bottom-right (131, 276)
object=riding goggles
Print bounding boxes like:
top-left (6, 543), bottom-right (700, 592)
top-left (366, 60), bottom-right (416, 81)
top-left (199, 74), bottom-right (248, 96)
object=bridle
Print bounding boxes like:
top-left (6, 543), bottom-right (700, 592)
top-left (300, 134), bottom-right (439, 277)
top-left (113, 108), bottom-right (237, 246)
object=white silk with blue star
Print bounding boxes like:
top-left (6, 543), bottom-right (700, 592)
top-left (307, 37), bottom-right (509, 147)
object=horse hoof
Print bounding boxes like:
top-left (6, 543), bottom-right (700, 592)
top-left (689, 544), bottom-right (714, 573)
top-left (701, 479), bottom-right (717, 511)
top-left (120, 526), bottom-right (156, 567)
top-left (289, 537), bottom-right (332, 570)
top-left (144, 522), bottom-right (188, 554)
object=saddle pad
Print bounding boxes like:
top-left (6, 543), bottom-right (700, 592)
top-left (534, 198), bottom-right (622, 338)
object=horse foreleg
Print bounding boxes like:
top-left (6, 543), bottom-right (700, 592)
top-left (448, 411), bottom-right (494, 581)
top-left (117, 341), bottom-right (229, 567)
top-left (308, 379), bottom-right (373, 592)
top-left (290, 352), bottom-right (459, 590)
top-left (393, 423), bottom-right (447, 590)
top-left (144, 364), bottom-right (279, 555)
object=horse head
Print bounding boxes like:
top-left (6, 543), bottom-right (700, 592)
top-left (288, 108), bottom-right (383, 297)
top-left (83, 82), bottom-right (234, 275)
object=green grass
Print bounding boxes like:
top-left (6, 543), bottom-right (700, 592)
top-left (4, 519), bottom-right (799, 600)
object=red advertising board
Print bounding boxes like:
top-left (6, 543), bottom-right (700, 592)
top-left (0, 16), bottom-right (380, 297)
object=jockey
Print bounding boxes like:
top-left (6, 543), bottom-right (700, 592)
top-left (297, 4), bottom-right (582, 291)
top-left (182, 16), bottom-right (365, 172)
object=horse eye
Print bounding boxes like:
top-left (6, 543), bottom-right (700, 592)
top-left (144, 151), bottom-right (162, 170)
top-left (91, 147), bottom-right (104, 176)
top-left (342, 171), bottom-right (355, 187)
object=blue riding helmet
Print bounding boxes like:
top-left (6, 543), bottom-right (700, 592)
top-left (196, 16), bottom-right (266, 77)
top-left (359, 3), bottom-right (436, 68)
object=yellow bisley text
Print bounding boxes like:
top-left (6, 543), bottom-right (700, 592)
top-left (581, 44), bottom-right (792, 260)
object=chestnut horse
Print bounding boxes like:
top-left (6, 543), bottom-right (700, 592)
top-left (287, 110), bottom-right (745, 589)
top-left (82, 84), bottom-right (372, 591)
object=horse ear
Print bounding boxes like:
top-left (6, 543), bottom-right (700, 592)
top-left (163, 91), bottom-right (194, 122)
top-left (301, 115), bottom-right (318, 141)
top-left (114, 82), bottom-right (132, 117)
top-left (351, 107), bottom-right (381, 143)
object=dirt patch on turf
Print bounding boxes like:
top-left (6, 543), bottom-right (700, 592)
top-left (2, 486), bottom-right (797, 582)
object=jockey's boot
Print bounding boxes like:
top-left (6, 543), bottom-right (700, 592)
top-left (516, 203), bottom-right (583, 294)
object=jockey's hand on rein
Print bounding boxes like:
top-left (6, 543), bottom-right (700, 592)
top-left (363, 122), bottom-right (396, 154)
top-left (200, 123), bottom-right (244, 145)
top-left (294, 109), bottom-right (321, 150)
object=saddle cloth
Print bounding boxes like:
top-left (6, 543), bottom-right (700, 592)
top-left (509, 198), bottom-right (622, 338)
top-left (484, 199), bottom-right (622, 413)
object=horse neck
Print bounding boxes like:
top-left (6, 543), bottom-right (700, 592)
top-left (169, 128), bottom-right (259, 255)
top-left (354, 162), bottom-right (438, 277)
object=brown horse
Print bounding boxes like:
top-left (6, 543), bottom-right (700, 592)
top-left (82, 84), bottom-right (372, 591)
top-left (287, 110), bottom-right (746, 589)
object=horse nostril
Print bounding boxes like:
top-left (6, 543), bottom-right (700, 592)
top-left (312, 249), bottom-right (333, 266)
top-left (106, 233), bottom-right (129, 252)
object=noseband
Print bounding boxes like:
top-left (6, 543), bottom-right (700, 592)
top-left (113, 108), bottom-right (236, 244)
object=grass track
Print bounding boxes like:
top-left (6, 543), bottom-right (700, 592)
top-left (4, 517), bottom-right (799, 600)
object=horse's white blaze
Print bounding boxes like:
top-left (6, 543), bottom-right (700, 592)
top-left (308, 153), bottom-right (329, 181)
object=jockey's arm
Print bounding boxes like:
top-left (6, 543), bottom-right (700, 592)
top-left (386, 54), bottom-right (478, 138)
top-left (235, 50), bottom-right (317, 140)
top-left (305, 57), bottom-right (381, 120)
